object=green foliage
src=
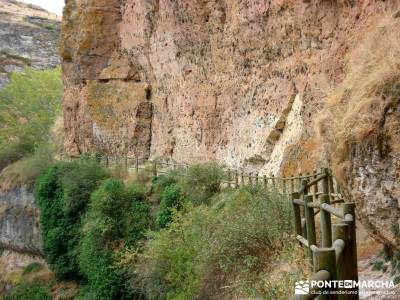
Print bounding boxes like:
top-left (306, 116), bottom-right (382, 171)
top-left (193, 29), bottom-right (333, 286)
top-left (22, 262), bottom-right (44, 275)
top-left (156, 184), bottom-right (182, 229)
top-left (379, 243), bottom-right (400, 280)
top-left (137, 185), bottom-right (296, 300)
top-left (79, 179), bottom-right (150, 299)
top-left (151, 170), bottom-right (182, 197)
top-left (0, 67), bottom-right (62, 152)
top-left (35, 158), bottom-right (109, 280)
top-left (0, 140), bottom-right (34, 172)
top-left (6, 280), bottom-right (51, 300)
top-left (0, 145), bottom-right (55, 188)
top-left (372, 260), bottom-right (385, 272)
top-left (179, 163), bottom-right (224, 205)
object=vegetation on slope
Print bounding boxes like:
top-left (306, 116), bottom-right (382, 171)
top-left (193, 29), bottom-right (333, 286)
top-left (0, 67), bottom-right (62, 172)
top-left (318, 15), bottom-right (400, 181)
top-left (0, 67), bottom-right (63, 194)
top-left (18, 161), bottom-right (306, 300)
top-left (35, 158), bottom-right (109, 280)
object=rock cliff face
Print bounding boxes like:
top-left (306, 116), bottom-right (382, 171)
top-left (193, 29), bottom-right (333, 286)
top-left (0, 0), bottom-right (60, 88)
top-left (61, 0), bottom-right (399, 174)
top-left (61, 1), bottom-right (400, 248)
top-left (0, 186), bottom-right (41, 254)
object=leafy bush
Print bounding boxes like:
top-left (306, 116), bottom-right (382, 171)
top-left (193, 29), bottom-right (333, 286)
top-left (0, 67), bottom-right (62, 152)
top-left (35, 158), bottom-right (109, 280)
top-left (0, 140), bottom-right (35, 172)
top-left (79, 179), bottom-right (150, 299)
top-left (22, 262), bottom-right (44, 275)
top-left (151, 169), bottom-right (183, 196)
top-left (179, 163), bottom-right (224, 205)
top-left (136, 185), bottom-right (301, 300)
top-left (6, 280), bottom-right (51, 300)
top-left (156, 184), bottom-right (182, 229)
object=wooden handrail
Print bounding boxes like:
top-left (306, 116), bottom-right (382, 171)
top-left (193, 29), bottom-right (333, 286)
top-left (291, 169), bottom-right (359, 299)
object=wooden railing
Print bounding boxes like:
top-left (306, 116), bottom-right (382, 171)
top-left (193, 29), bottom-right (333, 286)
top-left (75, 155), bottom-right (332, 195)
top-left (292, 168), bottom-right (358, 300)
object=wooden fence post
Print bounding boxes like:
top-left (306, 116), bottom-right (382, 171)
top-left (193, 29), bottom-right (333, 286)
top-left (329, 174), bottom-right (335, 199)
top-left (313, 248), bottom-right (338, 300)
top-left (153, 160), bottom-right (157, 176)
top-left (249, 173), bottom-right (253, 185)
top-left (298, 173), bottom-right (303, 191)
top-left (263, 175), bottom-right (267, 188)
top-left (290, 177), bottom-right (294, 194)
top-left (313, 172), bottom-right (319, 201)
top-left (227, 169), bottom-right (232, 188)
top-left (255, 173), bottom-right (259, 185)
top-left (235, 170), bottom-right (239, 188)
top-left (135, 157), bottom-right (139, 175)
top-left (241, 171), bottom-right (245, 187)
top-left (106, 155), bottom-right (109, 168)
top-left (342, 203), bottom-right (358, 286)
top-left (332, 224), bottom-right (348, 276)
top-left (271, 173), bottom-right (276, 189)
top-left (322, 168), bottom-right (329, 194)
top-left (320, 194), bottom-right (333, 248)
top-left (283, 178), bottom-right (287, 194)
top-left (304, 194), bottom-right (317, 266)
top-left (300, 180), bottom-right (307, 239)
top-left (292, 192), bottom-right (302, 237)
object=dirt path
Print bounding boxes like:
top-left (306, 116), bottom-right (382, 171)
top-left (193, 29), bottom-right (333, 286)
top-left (357, 222), bottom-right (400, 300)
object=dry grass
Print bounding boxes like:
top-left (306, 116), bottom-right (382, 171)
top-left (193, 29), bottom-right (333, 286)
top-left (0, 147), bottom-right (54, 192)
top-left (318, 14), bottom-right (400, 183)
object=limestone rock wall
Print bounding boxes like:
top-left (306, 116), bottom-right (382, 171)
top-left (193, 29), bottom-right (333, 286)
top-left (0, 0), bottom-right (60, 88)
top-left (61, 0), bottom-right (400, 177)
top-left (0, 186), bottom-right (41, 255)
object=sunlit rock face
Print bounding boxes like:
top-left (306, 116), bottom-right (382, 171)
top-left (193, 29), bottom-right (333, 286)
top-left (61, 0), bottom-right (399, 177)
top-left (0, 0), bottom-right (60, 88)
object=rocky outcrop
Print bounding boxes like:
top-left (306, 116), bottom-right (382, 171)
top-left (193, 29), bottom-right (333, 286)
top-left (0, 250), bottom-right (46, 295)
top-left (61, 0), bottom-right (400, 175)
top-left (0, 185), bottom-right (41, 254)
top-left (0, 0), bottom-right (60, 88)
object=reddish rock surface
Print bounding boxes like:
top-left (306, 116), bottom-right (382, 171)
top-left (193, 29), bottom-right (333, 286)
top-left (61, 0), bottom-right (398, 173)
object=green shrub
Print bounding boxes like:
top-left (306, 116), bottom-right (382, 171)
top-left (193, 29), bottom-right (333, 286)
top-left (0, 140), bottom-right (35, 172)
top-left (156, 184), bottom-right (182, 229)
top-left (151, 169), bottom-right (183, 197)
top-left (136, 185), bottom-right (298, 300)
top-left (79, 179), bottom-right (150, 299)
top-left (35, 158), bottom-right (109, 280)
top-left (6, 280), bottom-right (51, 300)
top-left (0, 67), bottom-right (62, 152)
top-left (23, 262), bottom-right (44, 275)
top-left (179, 163), bottom-right (224, 205)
